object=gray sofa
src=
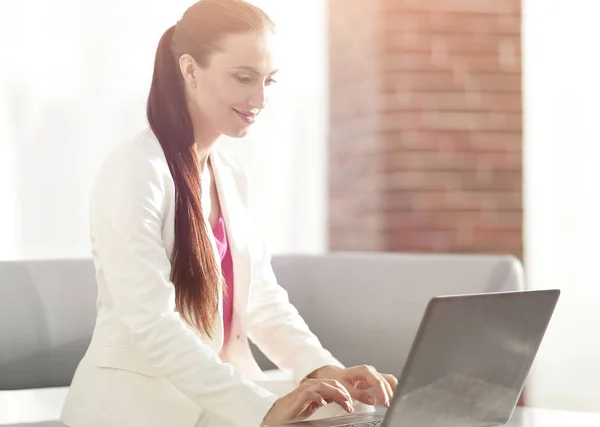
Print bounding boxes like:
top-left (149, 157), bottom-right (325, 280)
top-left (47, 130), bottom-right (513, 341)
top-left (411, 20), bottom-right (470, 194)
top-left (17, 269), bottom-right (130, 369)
top-left (0, 252), bottom-right (524, 426)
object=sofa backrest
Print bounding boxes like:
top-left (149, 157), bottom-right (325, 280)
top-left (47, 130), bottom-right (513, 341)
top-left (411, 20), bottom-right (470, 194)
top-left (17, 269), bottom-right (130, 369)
top-left (252, 252), bottom-right (525, 377)
top-left (0, 252), bottom-right (524, 389)
top-left (0, 259), bottom-right (97, 390)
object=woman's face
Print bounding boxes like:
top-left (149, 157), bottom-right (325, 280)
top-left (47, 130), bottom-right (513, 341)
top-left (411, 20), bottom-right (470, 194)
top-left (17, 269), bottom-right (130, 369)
top-left (180, 30), bottom-right (278, 139)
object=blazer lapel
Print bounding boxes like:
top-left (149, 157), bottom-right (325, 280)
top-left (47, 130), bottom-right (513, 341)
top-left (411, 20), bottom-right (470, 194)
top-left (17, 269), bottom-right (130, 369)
top-left (210, 150), bottom-right (252, 334)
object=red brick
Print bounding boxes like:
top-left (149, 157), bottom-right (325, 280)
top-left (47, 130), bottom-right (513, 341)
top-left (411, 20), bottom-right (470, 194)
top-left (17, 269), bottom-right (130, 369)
top-left (469, 132), bottom-right (522, 151)
top-left (386, 229), bottom-right (462, 252)
top-left (380, 210), bottom-right (522, 232)
top-left (381, 11), bottom-right (520, 35)
top-left (381, 71), bottom-right (521, 94)
top-left (381, 92), bottom-right (522, 113)
top-left (379, 0), bottom-right (520, 15)
top-left (383, 131), bottom-right (472, 151)
top-left (384, 170), bottom-right (464, 191)
top-left (382, 150), bottom-right (475, 171)
top-left (382, 52), bottom-right (521, 74)
top-left (380, 111), bottom-right (522, 132)
top-left (382, 190), bottom-right (448, 211)
top-left (381, 189), bottom-right (522, 211)
top-left (383, 32), bottom-right (521, 57)
top-left (376, 150), bottom-right (522, 174)
top-left (443, 190), bottom-right (523, 210)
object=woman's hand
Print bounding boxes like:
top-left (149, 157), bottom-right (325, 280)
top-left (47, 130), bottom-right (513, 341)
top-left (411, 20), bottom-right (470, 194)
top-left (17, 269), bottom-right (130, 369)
top-left (261, 378), bottom-right (354, 426)
top-left (305, 365), bottom-right (398, 408)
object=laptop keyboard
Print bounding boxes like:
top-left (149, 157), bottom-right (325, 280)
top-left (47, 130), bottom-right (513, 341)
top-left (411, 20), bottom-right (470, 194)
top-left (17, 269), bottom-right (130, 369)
top-left (340, 421), bottom-right (383, 427)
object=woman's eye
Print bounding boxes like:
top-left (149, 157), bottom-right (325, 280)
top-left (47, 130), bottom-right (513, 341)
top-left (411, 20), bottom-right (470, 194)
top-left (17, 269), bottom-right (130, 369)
top-left (237, 75), bottom-right (252, 84)
top-left (266, 78), bottom-right (277, 86)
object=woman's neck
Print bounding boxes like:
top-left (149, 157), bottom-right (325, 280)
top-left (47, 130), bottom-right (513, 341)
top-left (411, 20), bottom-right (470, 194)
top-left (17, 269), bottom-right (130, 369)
top-left (187, 98), bottom-right (220, 173)
top-left (195, 144), bottom-right (213, 173)
top-left (193, 127), bottom-right (220, 174)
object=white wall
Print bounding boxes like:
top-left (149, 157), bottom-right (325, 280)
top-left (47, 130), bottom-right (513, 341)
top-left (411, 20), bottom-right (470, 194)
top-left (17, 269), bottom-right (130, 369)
top-left (523, 0), bottom-right (600, 413)
top-left (0, 0), bottom-right (328, 261)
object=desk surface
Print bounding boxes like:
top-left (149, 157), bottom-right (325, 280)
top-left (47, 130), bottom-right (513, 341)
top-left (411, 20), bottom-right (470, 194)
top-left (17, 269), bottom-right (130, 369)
top-left (0, 387), bottom-right (599, 427)
top-left (363, 406), bottom-right (600, 427)
top-left (505, 407), bottom-right (600, 427)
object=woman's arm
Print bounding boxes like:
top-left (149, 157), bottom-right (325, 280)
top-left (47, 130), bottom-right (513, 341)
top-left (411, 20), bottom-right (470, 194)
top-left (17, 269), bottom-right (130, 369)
top-left (244, 235), bottom-right (345, 384)
top-left (90, 146), bottom-right (277, 427)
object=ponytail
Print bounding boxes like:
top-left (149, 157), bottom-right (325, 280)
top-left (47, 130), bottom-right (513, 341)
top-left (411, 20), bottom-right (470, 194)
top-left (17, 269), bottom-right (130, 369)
top-left (147, 25), bottom-right (221, 338)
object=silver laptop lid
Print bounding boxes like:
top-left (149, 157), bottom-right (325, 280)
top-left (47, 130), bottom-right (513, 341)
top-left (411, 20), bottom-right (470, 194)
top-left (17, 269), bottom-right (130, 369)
top-left (383, 289), bottom-right (560, 427)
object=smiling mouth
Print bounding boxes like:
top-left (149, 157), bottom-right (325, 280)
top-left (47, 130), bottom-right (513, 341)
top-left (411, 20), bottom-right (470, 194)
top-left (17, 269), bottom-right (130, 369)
top-left (233, 109), bottom-right (256, 124)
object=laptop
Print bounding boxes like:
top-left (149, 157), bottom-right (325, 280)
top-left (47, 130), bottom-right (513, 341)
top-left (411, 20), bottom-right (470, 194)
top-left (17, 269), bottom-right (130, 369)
top-left (277, 289), bottom-right (560, 427)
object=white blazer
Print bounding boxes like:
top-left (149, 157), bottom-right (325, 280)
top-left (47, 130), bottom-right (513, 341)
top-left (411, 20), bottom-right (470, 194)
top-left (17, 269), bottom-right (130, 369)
top-left (61, 130), bottom-right (343, 427)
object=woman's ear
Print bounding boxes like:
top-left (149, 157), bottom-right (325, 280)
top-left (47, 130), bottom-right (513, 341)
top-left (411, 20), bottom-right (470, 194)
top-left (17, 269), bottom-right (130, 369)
top-left (179, 54), bottom-right (198, 89)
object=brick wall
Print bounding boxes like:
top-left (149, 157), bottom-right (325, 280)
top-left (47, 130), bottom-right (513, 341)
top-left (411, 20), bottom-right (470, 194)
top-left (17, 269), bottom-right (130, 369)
top-left (328, 0), bottom-right (523, 259)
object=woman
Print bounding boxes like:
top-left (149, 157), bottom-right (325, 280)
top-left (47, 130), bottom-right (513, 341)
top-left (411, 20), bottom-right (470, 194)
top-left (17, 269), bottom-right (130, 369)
top-left (61, 1), bottom-right (397, 426)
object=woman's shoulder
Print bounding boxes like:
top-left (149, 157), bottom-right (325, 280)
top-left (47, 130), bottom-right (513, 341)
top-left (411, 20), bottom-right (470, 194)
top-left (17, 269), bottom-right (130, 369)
top-left (96, 129), bottom-right (171, 183)
top-left (90, 129), bottom-right (174, 209)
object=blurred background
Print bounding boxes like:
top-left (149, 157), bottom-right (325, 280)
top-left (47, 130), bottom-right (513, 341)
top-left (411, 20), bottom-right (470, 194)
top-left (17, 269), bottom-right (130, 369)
top-left (0, 0), bottom-right (599, 417)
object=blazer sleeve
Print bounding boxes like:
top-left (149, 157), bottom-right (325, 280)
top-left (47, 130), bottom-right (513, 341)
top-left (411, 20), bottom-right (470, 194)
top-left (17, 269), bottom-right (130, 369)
top-left (89, 148), bottom-right (277, 427)
top-left (236, 171), bottom-right (345, 384)
top-left (245, 236), bottom-right (345, 384)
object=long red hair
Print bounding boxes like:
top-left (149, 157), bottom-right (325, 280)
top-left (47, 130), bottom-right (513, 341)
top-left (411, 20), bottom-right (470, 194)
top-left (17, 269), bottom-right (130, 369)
top-left (146, 0), bottom-right (274, 337)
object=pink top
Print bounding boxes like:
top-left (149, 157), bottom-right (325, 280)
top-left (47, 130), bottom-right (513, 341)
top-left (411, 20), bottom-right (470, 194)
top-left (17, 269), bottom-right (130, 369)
top-left (212, 215), bottom-right (234, 342)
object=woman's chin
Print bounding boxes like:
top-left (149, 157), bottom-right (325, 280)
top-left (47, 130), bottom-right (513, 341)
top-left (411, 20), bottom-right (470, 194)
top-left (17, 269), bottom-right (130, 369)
top-left (223, 125), bottom-right (251, 139)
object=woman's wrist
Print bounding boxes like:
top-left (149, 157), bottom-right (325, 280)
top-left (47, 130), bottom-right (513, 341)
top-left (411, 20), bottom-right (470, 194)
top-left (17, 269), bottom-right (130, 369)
top-left (303, 364), bottom-right (343, 381)
top-left (261, 399), bottom-right (278, 427)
